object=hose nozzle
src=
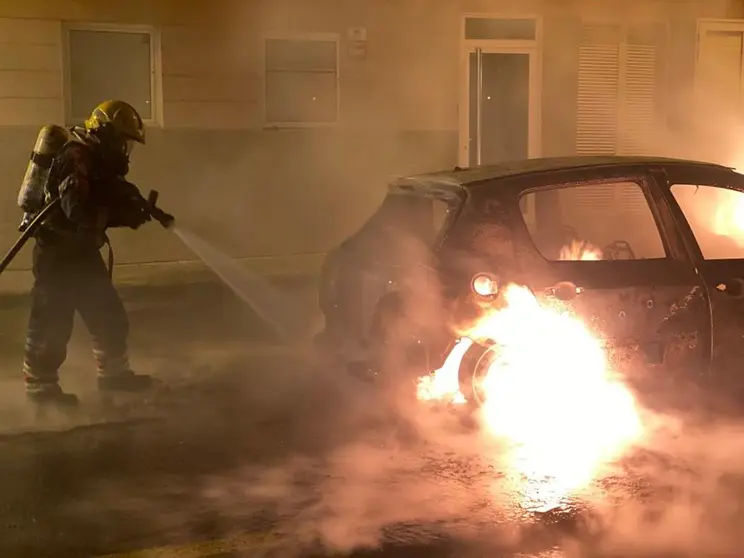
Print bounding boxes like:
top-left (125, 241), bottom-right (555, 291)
top-left (146, 190), bottom-right (175, 229)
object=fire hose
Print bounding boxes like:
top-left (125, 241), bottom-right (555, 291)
top-left (0, 189), bottom-right (174, 277)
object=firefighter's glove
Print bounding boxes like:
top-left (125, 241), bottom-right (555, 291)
top-left (111, 179), bottom-right (151, 230)
top-left (125, 200), bottom-right (152, 230)
top-left (150, 207), bottom-right (175, 229)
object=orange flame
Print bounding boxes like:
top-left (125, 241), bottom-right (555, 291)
top-left (711, 188), bottom-right (744, 244)
top-left (559, 240), bottom-right (603, 261)
top-left (416, 338), bottom-right (470, 404)
top-left (416, 284), bottom-right (643, 510)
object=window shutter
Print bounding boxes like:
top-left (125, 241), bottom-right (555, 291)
top-left (560, 182), bottom-right (649, 238)
top-left (618, 32), bottom-right (660, 212)
top-left (617, 181), bottom-right (649, 214)
top-left (565, 183), bottom-right (648, 213)
top-left (576, 24), bottom-right (621, 156)
top-left (617, 44), bottom-right (658, 155)
top-left (575, 23), bottom-right (660, 213)
top-left (561, 184), bottom-right (614, 212)
top-left (574, 25), bottom-right (620, 211)
top-left (576, 24), bottom-right (661, 157)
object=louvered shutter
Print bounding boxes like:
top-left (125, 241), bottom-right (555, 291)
top-left (617, 44), bottom-right (657, 156)
top-left (617, 181), bottom-right (649, 216)
top-left (617, 32), bottom-right (659, 213)
top-left (566, 183), bottom-right (648, 215)
top-left (576, 24), bottom-right (621, 156)
top-left (573, 25), bottom-right (620, 212)
top-left (619, 45), bottom-right (655, 214)
top-left (560, 182), bottom-right (651, 246)
top-left (562, 184), bottom-right (614, 211)
top-left (576, 24), bottom-right (660, 157)
top-left (574, 24), bottom-right (660, 214)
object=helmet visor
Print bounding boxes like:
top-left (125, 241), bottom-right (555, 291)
top-left (124, 139), bottom-right (136, 157)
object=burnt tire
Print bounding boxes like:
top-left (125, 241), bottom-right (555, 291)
top-left (458, 339), bottom-right (501, 408)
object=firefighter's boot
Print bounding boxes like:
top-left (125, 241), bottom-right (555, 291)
top-left (28, 389), bottom-right (80, 422)
top-left (97, 373), bottom-right (155, 393)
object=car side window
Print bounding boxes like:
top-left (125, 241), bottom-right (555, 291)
top-left (519, 192), bottom-right (535, 232)
top-left (670, 184), bottom-right (744, 259)
top-left (519, 181), bottom-right (667, 261)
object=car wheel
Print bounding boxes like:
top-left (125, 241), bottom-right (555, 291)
top-left (457, 339), bottom-right (501, 408)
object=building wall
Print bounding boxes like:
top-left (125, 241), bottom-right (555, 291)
top-left (0, 1), bottom-right (236, 275)
top-left (0, 0), bottom-right (737, 286)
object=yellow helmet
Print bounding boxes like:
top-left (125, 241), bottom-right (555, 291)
top-left (84, 100), bottom-right (146, 145)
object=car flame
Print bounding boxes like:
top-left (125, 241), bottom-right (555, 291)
top-left (559, 239), bottom-right (603, 261)
top-left (711, 190), bottom-right (744, 243)
top-left (416, 283), bottom-right (643, 510)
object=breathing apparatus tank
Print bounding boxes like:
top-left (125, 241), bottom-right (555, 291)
top-left (17, 125), bottom-right (70, 230)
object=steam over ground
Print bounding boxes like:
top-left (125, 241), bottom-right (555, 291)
top-left (58, 201), bottom-right (744, 557)
top-left (60, 339), bottom-right (744, 557)
top-left (9, 1), bottom-right (744, 556)
top-left (73, 176), bottom-right (744, 556)
top-left (68, 13), bottom-right (744, 554)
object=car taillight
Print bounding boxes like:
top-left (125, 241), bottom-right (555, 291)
top-left (471, 273), bottom-right (499, 298)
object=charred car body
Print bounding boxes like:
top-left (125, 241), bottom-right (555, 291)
top-left (318, 156), bottom-right (744, 405)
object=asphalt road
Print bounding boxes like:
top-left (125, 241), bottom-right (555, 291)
top-left (1, 280), bottom-right (744, 558)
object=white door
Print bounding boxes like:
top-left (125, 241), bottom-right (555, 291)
top-left (459, 44), bottom-right (541, 167)
top-left (696, 20), bottom-right (744, 115)
top-left (694, 20), bottom-right (744, 164)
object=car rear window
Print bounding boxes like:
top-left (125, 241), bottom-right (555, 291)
top-left (359, 192), bottom-right (455, 247)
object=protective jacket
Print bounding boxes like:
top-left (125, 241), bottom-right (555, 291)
top-left (37, 131), bottom-right (150, 251)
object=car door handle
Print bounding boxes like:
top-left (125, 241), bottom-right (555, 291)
top-left (545, 281), bottom-right (583, 301)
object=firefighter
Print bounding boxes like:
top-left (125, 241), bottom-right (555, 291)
top-left (23, 100), bottom-right (157, 409)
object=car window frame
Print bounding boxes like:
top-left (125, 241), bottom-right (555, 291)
top-left (658, 165), bottom-right (744, 263)
top-left (511, 170), bottom-right (674, 264)
top-left (351, 184), bottom-right (465, 257)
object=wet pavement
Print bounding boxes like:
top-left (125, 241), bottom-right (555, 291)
top-left (1, 280), bottom-right (744, 557)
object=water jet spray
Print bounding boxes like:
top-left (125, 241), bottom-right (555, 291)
top-left (0, 189), bottom-right (174, 275)
top-left (0, 189), bottom-right (314, 343)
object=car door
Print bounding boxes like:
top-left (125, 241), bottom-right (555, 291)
top-left (660, 164), bottom-right (744, 386)
top-left (507, 165), bottom-right (709, 379)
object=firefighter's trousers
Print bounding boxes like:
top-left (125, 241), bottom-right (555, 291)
top-left (23, 242), bottom-right (131, 394)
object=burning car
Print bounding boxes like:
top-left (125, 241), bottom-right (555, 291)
top-left (317, 156), bottom-right (744, 408)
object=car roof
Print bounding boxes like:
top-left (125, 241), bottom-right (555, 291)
top-left (391, 156), bottom-right (735, 193)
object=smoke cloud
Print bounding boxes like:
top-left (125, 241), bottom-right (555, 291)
top-left (54, 341), bottom-right (744, 558)
top-left (18, 2), bottom-right (744, 557)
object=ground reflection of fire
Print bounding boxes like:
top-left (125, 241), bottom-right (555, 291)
top-left (417, 284), bottom-right (644, 511)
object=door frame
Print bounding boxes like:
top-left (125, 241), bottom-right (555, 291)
top-left (492, 167), bottom-right (709, 373)
top-left (656, 164), bottom-right (744, 378)
top-left (695, 18), bottom-right (744, 83)
top-left (504, 167), bottom-right (687, 280)
top-left (695, 19), bottom-right (744, 117)
top-left (655, 164), bottom-right (744, 265)
top-left (458, 14), bottom-right (543, 168)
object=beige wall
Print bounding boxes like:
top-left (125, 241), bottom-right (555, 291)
top-left (0, 1), bottom-right (242, 277)
top-left (0, 0), bottom-right (737, 290)
top-left (728, 0), bottom-right (744, 17)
